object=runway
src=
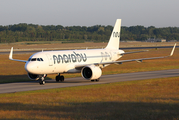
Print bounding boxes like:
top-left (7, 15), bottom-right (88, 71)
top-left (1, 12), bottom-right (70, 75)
top-left (0, 69), bottom-right (178, 94)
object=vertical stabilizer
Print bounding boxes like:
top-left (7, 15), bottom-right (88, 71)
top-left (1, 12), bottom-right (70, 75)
top-left (105, 19), bottom-right (121, 50)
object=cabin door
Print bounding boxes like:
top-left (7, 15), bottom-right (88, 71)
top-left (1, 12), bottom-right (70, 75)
top-left (46, 54), bottom-right (53, 66)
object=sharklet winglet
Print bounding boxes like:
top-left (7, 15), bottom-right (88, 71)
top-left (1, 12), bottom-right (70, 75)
top-left (9, 47), bottom-right (13, 60)
top-left (9, 47), bottom-right (27, 62)
top-left (170, 43), bottom-right (176, 56)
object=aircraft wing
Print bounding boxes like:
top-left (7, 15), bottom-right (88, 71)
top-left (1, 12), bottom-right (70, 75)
top-left (75, 43), bottom-right (176, 68)
top-left (96, 56), bottom-right (169, 65)
top-left (98, 43), bottom-right (176, 65)
top-left (120, 50), bottom-right (149, 55)
top-left (9, 47), bottom-right (27, 63)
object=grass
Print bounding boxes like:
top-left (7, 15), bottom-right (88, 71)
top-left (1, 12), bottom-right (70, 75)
top-left (0, 77), bottom-right (178, 119)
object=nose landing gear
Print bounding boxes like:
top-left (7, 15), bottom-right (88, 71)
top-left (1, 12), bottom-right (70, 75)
top-left (39, 77), bottom-right (45, 85)
top-left (39, 74), bottom-right (47, 85)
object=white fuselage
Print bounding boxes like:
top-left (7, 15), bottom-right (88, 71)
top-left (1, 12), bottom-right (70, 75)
top-left (25, 48), bottom-right (124, 75)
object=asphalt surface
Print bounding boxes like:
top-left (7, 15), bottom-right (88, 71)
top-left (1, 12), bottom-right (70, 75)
top-left (0, 69), bottom-right (178, 94)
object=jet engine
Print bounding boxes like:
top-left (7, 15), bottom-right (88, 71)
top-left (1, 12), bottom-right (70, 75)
top-left (28, 73), bottom-right (47, 80)
top-left (28, 73), bottom-right (40, 80)
top-left (81, 65), bottom-right (102, 80)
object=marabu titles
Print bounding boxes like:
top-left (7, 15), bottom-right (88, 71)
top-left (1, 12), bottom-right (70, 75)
top-left (53, 51), bottom-right (87, 64)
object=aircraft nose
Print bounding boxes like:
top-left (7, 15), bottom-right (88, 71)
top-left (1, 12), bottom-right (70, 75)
top-left (25, 62), bottom-right (35, 73)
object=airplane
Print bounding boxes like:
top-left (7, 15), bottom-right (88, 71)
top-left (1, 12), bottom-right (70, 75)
top-left (9, 19), bottom-right (176, 85)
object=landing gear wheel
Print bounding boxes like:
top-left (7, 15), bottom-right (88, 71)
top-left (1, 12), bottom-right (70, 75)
top-left (91, 78), bottom-right (100, 82)
top-left (39, 77), bottom-right (45, 85)
top-left (56, 76), bottom-right (60, 82)
top-left (96, 78), bottom-right (100, 82)
top-left (60, 76), bottom-right (64, 82)
top-left (56, 74), bottom-right (65, 82)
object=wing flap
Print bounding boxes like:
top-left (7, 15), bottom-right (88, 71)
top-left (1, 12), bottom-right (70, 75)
top-left (120, 50), bottom-right (149, 55)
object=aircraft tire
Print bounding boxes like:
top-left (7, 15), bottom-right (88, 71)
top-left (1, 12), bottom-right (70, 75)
top-left (56, 76), bottom-right (60, 82)
top-left (60, 76), bottom-right (64, 82)
top-left (91, 78), bottom-right (100, 82)
top-left (56, 75), bottom-right (64, 82)
top-left (39, 78), bottom-right (45, 85)
top-left (96, 78), bottom-right (100, 82)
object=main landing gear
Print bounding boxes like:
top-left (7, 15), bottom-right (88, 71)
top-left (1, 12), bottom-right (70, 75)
top-left (91, 78), bottom-right (100, 82)
top-left (56, 74), bottom-right (64, 82)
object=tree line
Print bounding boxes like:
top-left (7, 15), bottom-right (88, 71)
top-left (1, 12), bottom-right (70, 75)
top-left (0, 23), bottom-right (179, 43)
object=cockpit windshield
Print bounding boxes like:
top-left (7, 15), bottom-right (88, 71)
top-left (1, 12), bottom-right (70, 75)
top-left (28, 58), bottom-right (44, 62)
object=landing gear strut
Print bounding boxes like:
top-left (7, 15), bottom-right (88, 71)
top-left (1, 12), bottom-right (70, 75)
top-left (56, 74), bottom-right (64, 82)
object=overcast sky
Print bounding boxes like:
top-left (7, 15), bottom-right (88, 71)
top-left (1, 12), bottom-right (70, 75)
top-left (0, 0), bottom-right (179, 27)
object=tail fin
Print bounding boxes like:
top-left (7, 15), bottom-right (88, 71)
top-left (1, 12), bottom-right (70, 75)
top-left (105, 19), bottom-right (121, 50)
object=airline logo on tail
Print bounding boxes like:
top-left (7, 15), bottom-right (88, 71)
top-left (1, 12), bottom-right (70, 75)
top-left (113, 32), bottom-right (120, 38)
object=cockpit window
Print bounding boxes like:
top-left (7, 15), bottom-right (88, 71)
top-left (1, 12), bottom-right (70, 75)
top-left (31, 58), bottom-right (37, 61)
top-left (28, 58), bottom-right (31, 61)
top-left (29, 58), bottom-right (44, 62)
top-left (40, 58), bottom-right (44, 61)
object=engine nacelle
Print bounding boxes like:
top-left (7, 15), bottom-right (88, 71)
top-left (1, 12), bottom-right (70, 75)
top-left (28, 73), bottom-right (47, 80)
top-left (81, 65), bottom-right (102, 80)
top-left (28, 73), bottom-right (40, 80)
